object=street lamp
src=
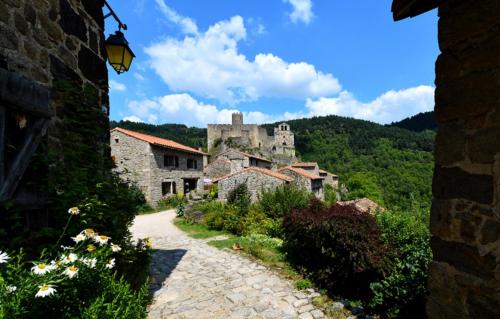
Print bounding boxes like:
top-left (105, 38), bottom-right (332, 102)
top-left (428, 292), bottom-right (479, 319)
top-left (105, 30), bottom-right (135, 74)
top-left (103, 1), bottom-right (135, 74)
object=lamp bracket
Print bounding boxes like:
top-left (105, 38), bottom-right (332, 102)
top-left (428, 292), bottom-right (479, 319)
top-left (103, 0), bottom-right (127, 31)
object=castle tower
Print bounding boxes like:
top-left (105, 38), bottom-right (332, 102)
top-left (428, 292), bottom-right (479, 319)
top-left (273, 123), bottom-right (295, 157)
top-left (232, 112), bottom-right (243, 126)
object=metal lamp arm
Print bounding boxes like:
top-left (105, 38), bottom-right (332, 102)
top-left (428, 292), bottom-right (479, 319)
top-left (103, 0), bottom-right (127, 31)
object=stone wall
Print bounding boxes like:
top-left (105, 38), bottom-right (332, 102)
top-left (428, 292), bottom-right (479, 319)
top-left (204, 158), bottom-right (231, 179)
top-left (110, 131), bottom-right (151, 200)
top-left (279, 168), bottom-right (324, 200)
top-left (1, 0), bottom-right (108, 111)
top-left (149, 145), bottom-right (204, 204)
top-left (1, 0), bottom-right (108, 210)
top-left (427, 0), bottom-right (500, 317)
top-left (218, 170), bottom-right (289, 202)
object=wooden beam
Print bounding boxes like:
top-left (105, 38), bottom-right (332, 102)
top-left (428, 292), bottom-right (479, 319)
top-left (0, 117), bottom-right (49, 201)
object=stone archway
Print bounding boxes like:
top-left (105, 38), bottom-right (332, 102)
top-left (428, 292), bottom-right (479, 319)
top-left (392, 0), bottom-right (500, 317)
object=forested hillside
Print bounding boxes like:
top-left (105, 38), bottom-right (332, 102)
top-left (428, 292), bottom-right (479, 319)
top-left (111, 114), bottom-right (435, 211)
top-left (388, 111), bottom-right (437, 132)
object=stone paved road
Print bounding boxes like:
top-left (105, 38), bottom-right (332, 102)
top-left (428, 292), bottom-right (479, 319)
top-left (131, 210), bottom-right (327, 319)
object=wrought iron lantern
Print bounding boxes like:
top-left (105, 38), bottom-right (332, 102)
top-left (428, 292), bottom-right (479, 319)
top-left (104, 1), bottom-right (134, 74)
top-left (105, 30), bottom-right (135, 74)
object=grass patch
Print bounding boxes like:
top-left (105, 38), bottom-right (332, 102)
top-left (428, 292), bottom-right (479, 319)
top-left (174, 218), bottom-right (229, 239)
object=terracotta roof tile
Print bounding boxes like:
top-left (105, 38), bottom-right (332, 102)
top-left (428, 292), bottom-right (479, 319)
top-left (213, 167), bottom-right (293, 183)
top-left (319, 169), bottom-right (338, 177)
top-left (291, 162), bottom-right (318, 168)
top-left (279, 166), bottom-right (324, 180)
top-left (111, 127), bottom-right (208, 155)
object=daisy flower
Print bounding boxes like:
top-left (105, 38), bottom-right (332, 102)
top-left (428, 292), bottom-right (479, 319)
top-left (111, 244), bottom-right (122, 252)
top-left (72, 234), bottom-right (86, 243)
top-left (50, 260), bottom-right (63, 269)
top-left (64, 266), bottom-right (79, 279)
top-left (67, 207), bottom-right (80, 215)
top-left (0, 251), bottom-right (9, 264)
top-left (31, 263), bottom-right (54, 275)
top-left (81, 257), bottom-right (97, 269)
top-left (6, 285), bottom-right (17, 293)
top-left (105, 258), bottom-right (115, 269)
top-left (87, 244), bottom-right (96, 253)
top-left (94, 235), bottom-right (110, 246)
top-left (35, 284), bottom-right (56, 298)
top-left (61, 253), bottom-right (78, 264)
top-left (81, 229), bottom-right (96, 238)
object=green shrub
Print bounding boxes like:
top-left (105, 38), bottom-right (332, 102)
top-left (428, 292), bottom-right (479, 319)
top-left (209, 185), bottom-right (218, 199)
top-left (295, 279), bottom-right (313, 290)
top-left (257, 184), bottom-right (310, 219)
top-left (324, 184), bottom-right (337, 206)
top-left (227, 183), bottom-right (251, 214)
top-left (368, 210), bottom-right (432, 318)
top-left (283, 198), bottom-right (387, 300)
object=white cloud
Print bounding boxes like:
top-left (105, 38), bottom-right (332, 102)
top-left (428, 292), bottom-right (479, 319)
top-left (155, 0), bottom-right (198, 34)
top-left (145, 15), bottom-right (340, 104)
top-left (123, 86), bottom-right (434, 127)
top-left (284, 0), bottom-right (314, 24)
top-left (125, 93), bottom-right (275, 127)
top-left (109, 80), bottom-right (126, 92)
top-left (298, 85), bottom-right (435, 124)
top-left (122, 115), bottom-right (143, 123)
top-left (133, 73), bottom-right (145, 81)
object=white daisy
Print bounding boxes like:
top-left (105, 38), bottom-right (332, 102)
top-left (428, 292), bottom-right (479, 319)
top-left (64, 266), bottom-right (79, 279)
top-left (105, 258), bottom-right (115, 269)
top-left (35, 284), bottom-right (56, 298)
top-left (72, 234), bottom-right (86, 243)
top-left (111, 244), bottom-right (122, 252)
top-left (50, 260), bottom-right (62, 269)
top-left (67, 207), bottom-right (80, 215)
top-left (81, 257), bottom-right (97, 269)
top-left (6, 285), bottom-right (17, 293)
top-left (61, 253), bottom-right (78, 264)
top-left (94, 235), bottom-right (110, 246)
top-left (0, 251), bottom-right (10, 264)
top-left (81, 229), bottom-right (96, 238)
top-left (31, 263), bottom-right (54, 275)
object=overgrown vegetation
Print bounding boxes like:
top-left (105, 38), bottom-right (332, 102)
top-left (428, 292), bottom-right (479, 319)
top-left (179, 183), bottom-right (431, 318)
top-left (1, 82), bottom-right (151, 317)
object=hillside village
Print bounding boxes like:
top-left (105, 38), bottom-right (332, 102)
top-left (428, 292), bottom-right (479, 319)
top-left (111, 113), bottom-right (340, 206)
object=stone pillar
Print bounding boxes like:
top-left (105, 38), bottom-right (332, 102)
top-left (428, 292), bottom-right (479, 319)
top-left (427, 0), bottom-right (500, 317)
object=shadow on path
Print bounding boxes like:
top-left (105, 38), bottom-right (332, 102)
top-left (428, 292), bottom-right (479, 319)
top-left (149, 248), bottom-right (187, 294)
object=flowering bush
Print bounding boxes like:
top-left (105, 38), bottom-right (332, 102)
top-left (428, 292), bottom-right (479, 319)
top-left (0, 207), bottom-right (151, 318)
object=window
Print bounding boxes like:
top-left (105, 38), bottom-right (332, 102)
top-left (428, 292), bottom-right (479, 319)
top-left (162, 182), bottom-right (176, 196)
top-left (164, 155), bottom-right (179, 168)
top-left (187, 158), bottom-right (198, 169)
top-left (283, 142), bottom-right (287, 146)
top-left (114, 136), bottom-right (119, 143)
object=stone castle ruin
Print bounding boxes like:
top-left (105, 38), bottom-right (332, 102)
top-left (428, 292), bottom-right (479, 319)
top-left (207, 113), bottom-right (296, 163)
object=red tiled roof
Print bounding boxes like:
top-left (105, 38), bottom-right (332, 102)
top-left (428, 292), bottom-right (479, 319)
top-left (291, 162), bottom-right (318, 168)
top-left (217, 149), bottom-right (272, 163)
top-left (279, 166), bottom-right (323, 180)
top-left (111, 127), bottom-right (208, 155)
top-left (213, 167), bottom-right (293, 183)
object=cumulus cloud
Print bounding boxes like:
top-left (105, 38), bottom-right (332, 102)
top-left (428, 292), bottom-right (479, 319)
top-left (296, 85), bottom-right (435, 124)
top-left (284, 0), bottom-right (314, 24)
top-left (123, 86), bottom-right (434, 127)
top-left (155, 0), bottom-right (198, 34)
top-left (109, 80), bottom-right (126, 92)
top-left (122, 115), bottom-right (143, 123)
top-left (145, 15), bottom-right (340, 104)
top-left (125, 93), bottom-right (275, 127)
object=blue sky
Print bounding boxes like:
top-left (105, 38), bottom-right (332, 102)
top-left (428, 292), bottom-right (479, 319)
top-left (105, 0), bottom-right (438, 127)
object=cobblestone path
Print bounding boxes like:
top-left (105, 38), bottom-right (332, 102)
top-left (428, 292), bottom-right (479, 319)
top-left (132, 210), bottom-right (327, 319)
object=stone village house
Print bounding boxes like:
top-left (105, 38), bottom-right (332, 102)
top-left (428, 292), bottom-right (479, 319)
top-left (291, 162), bottom-right (339, 189)
top-left (110, 128), bottom-right (207, 205)
top-left (214, 167), bottom-right (293, 202)
top-left (279, 166), bottom-right (325, 200)
top-left (204, 149), bottom-right (272, 179)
